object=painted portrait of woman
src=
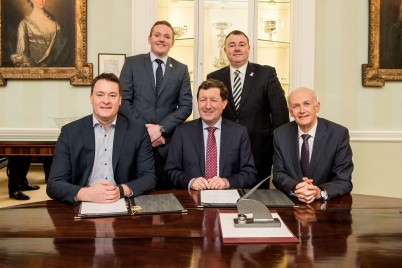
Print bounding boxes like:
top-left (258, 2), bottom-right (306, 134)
top-left (380, 0), bottom-right (402, 69)
top-left (1, 0), bottom-right (75, 67)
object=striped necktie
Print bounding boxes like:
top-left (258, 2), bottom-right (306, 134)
top-left (233, 70), bottom-right (242, 110)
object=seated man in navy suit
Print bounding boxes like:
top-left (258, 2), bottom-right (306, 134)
top-left (272, 87), bottom-right (353, 203)
top-left (164, 79), bottom-right (257, 190)
top-left (47, 73), bottom-right (156, 204)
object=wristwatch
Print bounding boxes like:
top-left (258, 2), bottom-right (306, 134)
top-left (290, 185), bottom-right (296, 197)
top-left (117, 184), bottom-right (125, 199)
top-left (159, 124), bottom-right (166, 135)
top-left (320, 188), bottom-right (328, 201)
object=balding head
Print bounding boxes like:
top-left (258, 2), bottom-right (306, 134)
top-left (287, 87), bottom-right (320, 133)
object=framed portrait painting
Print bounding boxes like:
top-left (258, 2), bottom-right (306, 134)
top-left (0, 0), bottom-right (92, 86)
top-left (362, 0), bottom-right (402, 86)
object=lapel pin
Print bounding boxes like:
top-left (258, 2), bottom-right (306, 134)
top-left (169, 63), bottom-right (173, 68)
top-left (250, 72), bottom-right (254, 76)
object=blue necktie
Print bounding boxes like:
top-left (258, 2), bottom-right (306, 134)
top-left (155, 59), bottom-right (163, 94)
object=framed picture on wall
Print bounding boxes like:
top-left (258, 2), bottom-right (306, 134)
top-left (362, 0), bottom-right (402, 87)
top-left (98, 53), bottom-right (126, 78)
top-left (0, 0), bottom-right (92, 86)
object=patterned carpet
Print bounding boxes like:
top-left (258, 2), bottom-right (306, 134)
top-left (0, 162), bottom-right (50, 208)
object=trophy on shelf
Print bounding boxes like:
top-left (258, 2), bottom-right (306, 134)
top-left (212, 22), bottom-right (232, 69)
top-left (173, 25), bottom-right (187, 39)
top-left (260, 19), bottom-right (277, 41)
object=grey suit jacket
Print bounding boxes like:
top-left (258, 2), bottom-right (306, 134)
top-left (207, 63), bottom-right (289, 180)
top-left (46, 114), bottom-right (156, 205)
top-left (119, 53), bottom-right (192, 158)
top-left (272, 118), bottom-right (353, 200)
top-left (164, 118), bottom-right (257, 189)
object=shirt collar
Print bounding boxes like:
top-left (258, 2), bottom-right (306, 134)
top-left (150, 52), bottom-right (168, 65)
top-left (298, 119), bottom-right (318, 138)
top-left (202, 117), bottom-right (222, 130)
top-left (92, 114), bottom-right (117, 128)
top-left (230, 63), bottom-right (248, 76)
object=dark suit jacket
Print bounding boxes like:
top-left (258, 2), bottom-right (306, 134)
top-left (164, 118), bottom-right (257, 189)
top-left (46, 114), bottom-right (156, 205)
top-left (119, 53), bottom-right (192, 158)
top-left (207, 63), bottom-right (289, 181)
top-left (272, 118), bottom-right (354, 200)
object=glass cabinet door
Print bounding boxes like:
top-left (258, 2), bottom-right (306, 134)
top-left (257, 0), bottom-right (290, 94)
top-left (201, 0), bottom-right (249, 79)
top-left (158, 0), bottom-right (195, 82)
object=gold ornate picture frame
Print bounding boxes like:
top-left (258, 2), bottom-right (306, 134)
top-left (362, 0), bottom-right (402, 87)
top-left (0, 0), bottom-right (92, 86)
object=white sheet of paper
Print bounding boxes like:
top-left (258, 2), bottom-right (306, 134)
top-left (80, 198), bottom-right (127, 215)
top-left (200, 190), bottom-right (241, 204)
top-left (219, 213), bottom-right (294, 238)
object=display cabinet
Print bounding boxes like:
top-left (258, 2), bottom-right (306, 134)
top-left (132, 0), bottom-right (315, 119)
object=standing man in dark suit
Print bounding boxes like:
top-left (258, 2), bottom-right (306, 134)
top-left (7, 156), bottom-right (51, 200)
top-left (119, 20), bottom-right (192, 189)
top-left (165, 79), bottom-right (257, 190)
top-left (207, 30), bottom-right (289, 185)
top-left (272, 87), bottom-right (353, 203)
top-left (47, 73), bottom-right (156, 205)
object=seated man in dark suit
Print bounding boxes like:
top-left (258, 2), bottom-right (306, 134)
top-left (272, 87), bottom-right (353, 203)
top-left (165, 79), bottom-right (257, 190)
top-left (47, 73), bottom-right (156, 205)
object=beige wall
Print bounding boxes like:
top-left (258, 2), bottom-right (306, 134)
top-left (0, 0), bottom-right (401, 198)
top-left (315, 0), bottom-right (402, 198)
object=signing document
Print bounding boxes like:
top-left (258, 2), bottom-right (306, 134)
top-left (80, 198), bottom-right (128, 216)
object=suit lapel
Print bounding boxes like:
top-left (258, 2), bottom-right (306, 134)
top-left (239, 63), bottom-right (256, 112)
top-left (157, 57), bottom-right (173, 97)
top-left (288, 122), bottom-right (303, 178)
top-left (309, 118), bottom-right (326, 177)
top-left (112, 115), bottom-right (128, 171)
top-left (144, 53), bottom-right (157, 95)
top-left (191, 119), bottom-right (206, 176)
top-left (219, 119), bottom-right (232, 176)
top-left (81, 116), bottom-right (95, 184)
top-left (221, 67), bottom-right (237, 113)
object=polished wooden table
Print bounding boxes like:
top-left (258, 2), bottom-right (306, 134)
top-left (0, 141), bottom-right (55, 156)
top-left (0, 191), bottom-right (401, 267)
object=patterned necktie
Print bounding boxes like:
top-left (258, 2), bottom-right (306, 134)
top-left (205, 127), bottom-right (217, 179)
top-left (232, 70), bottom-right (242, 110)
top-left (155, 59), bottom-right (163, 94)
top-left (300, 134), bottom-right (311, 177)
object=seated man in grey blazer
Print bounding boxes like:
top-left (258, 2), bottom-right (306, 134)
top-left (165, 79), bottom-right (257, 190)
top-left (47, 73), bottom-right (156, 205)
top-left (272, 87), bottom-right (353, 203)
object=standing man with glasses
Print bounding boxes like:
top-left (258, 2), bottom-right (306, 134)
top-left (207, 30), bottom-right (289, 186)
top-left (119, 21), bottom-right (193, 189)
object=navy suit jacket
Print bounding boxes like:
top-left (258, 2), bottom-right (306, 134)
top-left (207, 63), bottom-right (289, 180)
top-left (119, 53), bottom-right (192, 158)
top-left (46, 114), bottom-right (156, 204)
top-left (272, 118), bottom-right (353, 200)
top-left (164, 118), bottom-right (257, 189)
